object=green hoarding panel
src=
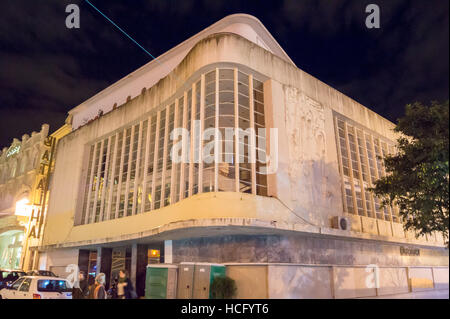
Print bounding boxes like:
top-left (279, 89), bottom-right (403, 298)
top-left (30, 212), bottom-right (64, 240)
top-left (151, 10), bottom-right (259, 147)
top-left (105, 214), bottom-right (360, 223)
top-left (209, 265), bottom-right (226, 299)
top-left (146, 267), bottom-right (168, 299)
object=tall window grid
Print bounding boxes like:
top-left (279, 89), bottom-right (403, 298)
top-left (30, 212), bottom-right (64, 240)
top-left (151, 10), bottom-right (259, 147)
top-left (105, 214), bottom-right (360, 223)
top-left (334, 117), bottom-right (399, 222)
top-left (80, 67), bottom-right (268, 225)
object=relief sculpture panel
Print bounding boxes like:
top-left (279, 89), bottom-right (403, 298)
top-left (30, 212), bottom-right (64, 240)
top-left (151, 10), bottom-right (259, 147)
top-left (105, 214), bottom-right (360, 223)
top-left (284, 86), bottom-right (339, 224)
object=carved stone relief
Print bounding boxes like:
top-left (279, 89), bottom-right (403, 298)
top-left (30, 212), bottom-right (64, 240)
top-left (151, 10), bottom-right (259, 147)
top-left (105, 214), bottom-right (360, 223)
top-left (284, 86), bottom-right (336, 220)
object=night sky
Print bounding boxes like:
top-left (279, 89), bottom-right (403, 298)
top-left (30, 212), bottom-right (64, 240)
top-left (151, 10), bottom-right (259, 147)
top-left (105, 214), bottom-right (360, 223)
top-left (0, 0), bottom-right (448, 148)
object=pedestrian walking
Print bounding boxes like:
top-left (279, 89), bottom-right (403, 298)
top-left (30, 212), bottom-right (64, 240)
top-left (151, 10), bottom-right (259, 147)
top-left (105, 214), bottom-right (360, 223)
top-left (117, 269), bottom-right (136, 299)
top-left (72, 271), bottom-right (89, 299)
top-left (89, 273), bottom-right (107, 299)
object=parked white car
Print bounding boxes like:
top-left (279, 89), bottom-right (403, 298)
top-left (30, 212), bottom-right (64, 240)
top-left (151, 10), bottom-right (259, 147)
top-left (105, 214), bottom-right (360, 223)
top-left (0, 276), bottom-right (72, 299)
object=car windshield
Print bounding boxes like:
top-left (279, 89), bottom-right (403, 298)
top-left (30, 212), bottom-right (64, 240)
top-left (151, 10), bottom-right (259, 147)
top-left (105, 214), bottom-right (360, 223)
top-left (37, 279), bottom-right (71, 292)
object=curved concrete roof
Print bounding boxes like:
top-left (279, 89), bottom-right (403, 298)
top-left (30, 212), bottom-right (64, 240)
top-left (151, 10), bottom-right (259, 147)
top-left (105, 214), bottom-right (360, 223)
top-left (68, 14), bottom-right (294, 130)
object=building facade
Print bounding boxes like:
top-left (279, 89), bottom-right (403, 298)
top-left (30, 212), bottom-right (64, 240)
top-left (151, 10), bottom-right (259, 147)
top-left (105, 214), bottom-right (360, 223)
top-left (39, 14), bottom-right (448, 298)
top-left (0, 123), bottom-right (70, 271)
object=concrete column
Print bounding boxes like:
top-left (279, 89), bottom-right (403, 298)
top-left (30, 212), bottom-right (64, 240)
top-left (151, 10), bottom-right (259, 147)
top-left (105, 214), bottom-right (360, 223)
top-left (131, 244), bottom-right (137, 291)
top-left (164, 240), bottom-right (173, 264)
top-left (77, 249), bottom-right (90, 276)
top-left (131, 244), bottom-right (148, 298)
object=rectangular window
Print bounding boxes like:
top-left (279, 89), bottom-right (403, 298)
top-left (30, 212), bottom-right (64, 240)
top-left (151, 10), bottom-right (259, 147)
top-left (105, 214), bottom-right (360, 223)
top-left (334, 115), bottom-right (397, 221)
top-left (37, 280), bottom-right (71, 293)
top-left (80, 67), bottom-right (268, 224)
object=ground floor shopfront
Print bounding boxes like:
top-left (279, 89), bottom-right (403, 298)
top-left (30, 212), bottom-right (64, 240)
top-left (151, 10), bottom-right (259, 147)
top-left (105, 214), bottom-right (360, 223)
top-left (37, 228), bottom-right (449, 299)
top-left (0, 229), bottom-right (24, 270)
top-left (0, 216), bottom-right (26, 270)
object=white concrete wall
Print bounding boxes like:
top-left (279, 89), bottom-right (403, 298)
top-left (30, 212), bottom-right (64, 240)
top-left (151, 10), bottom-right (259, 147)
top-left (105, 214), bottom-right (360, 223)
top-left (45, 248), bottom-right (79, 278)
top-left (268, 265), bottom-right (333, 298)
top-left (377, 267), bottom-right (409, 296)
top-left (226, 265), bottom-right (268, 299)
top-left (333, 267), bottom-right (377, 298)
top-left (408, 267), bottom-right (434, 292)
top-left (225, 264), bottom-right (449, 299)
top-left (433, 267), bottom-right (450, 290)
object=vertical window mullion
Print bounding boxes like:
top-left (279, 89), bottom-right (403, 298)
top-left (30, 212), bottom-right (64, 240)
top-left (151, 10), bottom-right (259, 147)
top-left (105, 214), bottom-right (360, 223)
top-left (198, 74), bottom-right (205, 193)
top-left (372, 137), bottom-right (381, 180)
top-left (84, 143), bottom-right (97, 225)
top-left (334, 117), bottom-right (348, 213)
top-left (160, 107), bottom-right (170, 207)
top-left (99, 136), bottom-right (112, 222)
top-left (234, 68), bottom-right (240, 192)
top-left (179, 92), bottom-right (188, 200)
top-left (344, 122), bottom-right (358, 215)
top-left (132, 121), bottom-right (144, 215)
top-left (214, 68), bottom-right (219, 192)
top-left (151, 112), bottom-right (161, 211)
top-left (365, 134), bottom-right (378, 218)
top-left (189, 83), bottom-right (195, 197)
top-left (140, 116), bottom-right (152, 213)
top-left (249, 73), bottom-right (256, 195)
top-left (105, 133), bottom-right (119, 220)
top-left (370, 135), bottom-right (384, 220)
top-left (360, 132), bottom-right (375, 218)
top-left (114, 129), bottom-right (127, 219)
top-left (123, 126), bottom-right (135, 217)
top-left (91, 139), bottom-right (104, 224)
top-left (353, 129), bottom-right (368, 217)
top-left (254, 78), bottom-right (267, 196)
top-left (170, 99), bottom-right (179, 204)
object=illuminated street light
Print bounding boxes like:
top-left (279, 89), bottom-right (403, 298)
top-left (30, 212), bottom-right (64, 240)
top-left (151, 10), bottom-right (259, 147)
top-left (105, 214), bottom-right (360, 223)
top-left (15, 198), bottom-right (32, 217)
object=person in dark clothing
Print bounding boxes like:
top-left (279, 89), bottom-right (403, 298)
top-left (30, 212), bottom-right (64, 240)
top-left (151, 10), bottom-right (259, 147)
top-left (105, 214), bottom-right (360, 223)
top-left (107, 277), bottom-right (118, 299)
top-left (117, 269), bottom-right (136, 299)
top-left (87, 275), bottom-right (96, 299)
top-left (72, 271), bottom-right (89, 299)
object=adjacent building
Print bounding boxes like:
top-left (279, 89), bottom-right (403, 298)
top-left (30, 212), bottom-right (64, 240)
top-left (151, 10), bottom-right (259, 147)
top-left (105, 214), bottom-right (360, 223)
top-left (0, 123), bottom-right (70, 271)
top-left (37, 14), bottom-right (448, 298)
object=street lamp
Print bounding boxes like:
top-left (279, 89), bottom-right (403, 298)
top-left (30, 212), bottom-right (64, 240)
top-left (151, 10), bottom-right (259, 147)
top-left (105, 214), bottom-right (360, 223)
top-left (15, 198), bottom-right (32, 217)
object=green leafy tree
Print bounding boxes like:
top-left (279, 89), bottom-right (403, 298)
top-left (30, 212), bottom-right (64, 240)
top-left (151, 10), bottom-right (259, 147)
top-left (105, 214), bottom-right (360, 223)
top-left (371, 101), bottom-right (449, 245)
